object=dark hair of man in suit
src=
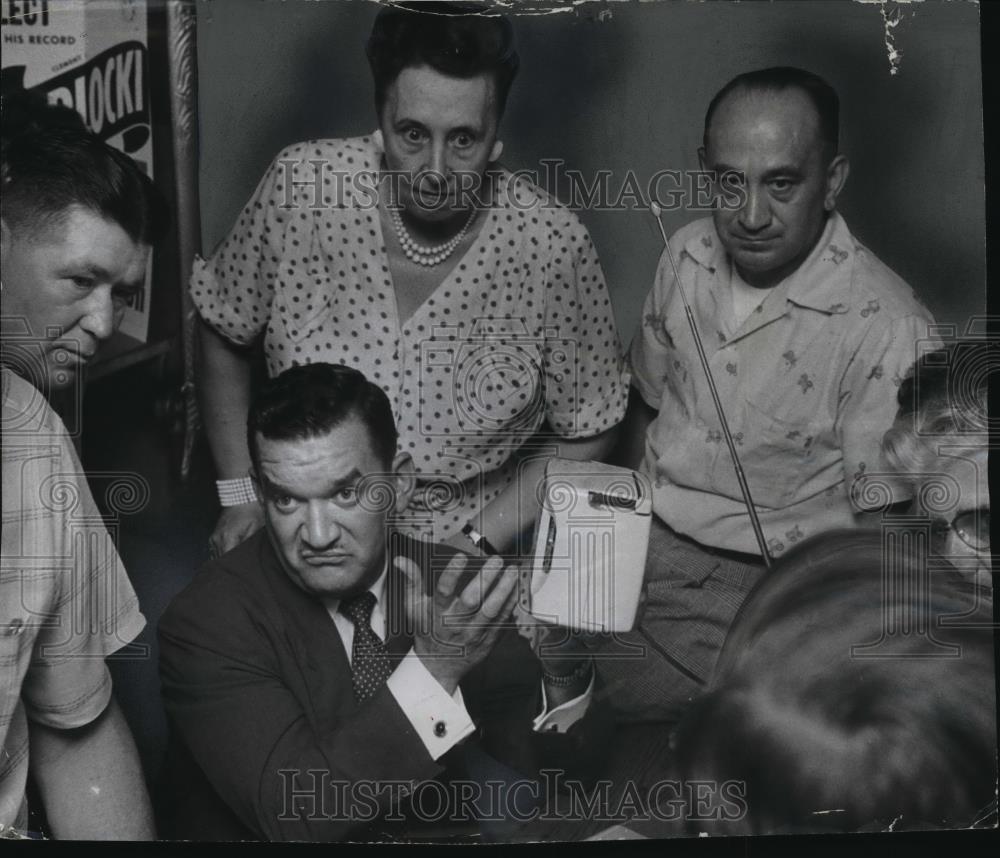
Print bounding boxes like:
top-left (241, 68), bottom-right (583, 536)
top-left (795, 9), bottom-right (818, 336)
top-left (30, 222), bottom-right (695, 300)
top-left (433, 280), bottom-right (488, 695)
top-left (668, 529), bottom-right (996, 834)
top-left (366, 1), bottom-right (520, 121)
top-left (247, 362), bottom-right (400, 471)
top-left (1, 87), bottom-right (169, 246)
top-left (703, 67), bottom-right (840, 164)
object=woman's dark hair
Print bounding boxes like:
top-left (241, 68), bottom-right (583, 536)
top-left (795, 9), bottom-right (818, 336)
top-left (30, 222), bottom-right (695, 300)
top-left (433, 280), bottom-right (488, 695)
top-left (1, 87), bottom-right (170, 245)
top-left (670, 530), bottom-right (996, 834)
top-left (247, 363), bottom-right (399, 471)
top-left (366, 2), bottom-right (519, 119)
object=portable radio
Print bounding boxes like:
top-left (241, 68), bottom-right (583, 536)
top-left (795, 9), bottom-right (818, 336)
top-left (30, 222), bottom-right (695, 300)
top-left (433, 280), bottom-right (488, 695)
top-left (521, 458), bottom-right (652, 632)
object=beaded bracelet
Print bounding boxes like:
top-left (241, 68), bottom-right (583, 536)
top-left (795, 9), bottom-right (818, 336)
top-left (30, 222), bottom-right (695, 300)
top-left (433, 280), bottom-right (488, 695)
top-left (216, 476), bottom-right (258, 507)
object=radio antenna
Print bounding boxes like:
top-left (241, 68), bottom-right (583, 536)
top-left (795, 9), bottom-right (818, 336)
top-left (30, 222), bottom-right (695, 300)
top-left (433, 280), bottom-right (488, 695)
top-left (649, 202), bottom-right (772, 567)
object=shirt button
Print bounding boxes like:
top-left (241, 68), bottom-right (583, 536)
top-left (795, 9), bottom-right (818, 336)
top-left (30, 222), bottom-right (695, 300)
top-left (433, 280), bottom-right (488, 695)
top-left (433, 721), bottom-right (447, 738)
top-left (6, 618), bottom-right (25, 637)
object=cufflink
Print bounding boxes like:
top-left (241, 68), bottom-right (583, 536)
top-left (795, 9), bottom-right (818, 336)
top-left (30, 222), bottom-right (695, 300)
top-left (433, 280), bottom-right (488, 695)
top-left (433, 720), bottom-right (447, 738)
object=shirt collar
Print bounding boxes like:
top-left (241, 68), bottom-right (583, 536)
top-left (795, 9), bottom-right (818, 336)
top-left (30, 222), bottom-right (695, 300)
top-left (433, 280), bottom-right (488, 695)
top-left (322, 557), bottom-right (390, 617)
top-left (681, 224), bottom-right (723, 271)
top-left (683, 212), bottom-right (856, 316)
top-left (782, 212), bottom-right (856, 315)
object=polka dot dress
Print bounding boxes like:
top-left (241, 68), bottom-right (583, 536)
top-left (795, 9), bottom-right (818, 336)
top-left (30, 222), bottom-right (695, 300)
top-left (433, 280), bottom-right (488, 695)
top-left (190, 136), bottom-right (628, 541)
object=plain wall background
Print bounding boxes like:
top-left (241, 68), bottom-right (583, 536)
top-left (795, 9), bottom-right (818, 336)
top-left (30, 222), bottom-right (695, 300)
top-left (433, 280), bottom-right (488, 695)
top-left (195, 0), bottom-right (984, 341)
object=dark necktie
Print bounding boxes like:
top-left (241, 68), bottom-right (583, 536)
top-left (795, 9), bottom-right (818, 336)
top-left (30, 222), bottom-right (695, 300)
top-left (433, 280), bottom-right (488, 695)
top-left (339, 591), bottom-right (394, 703)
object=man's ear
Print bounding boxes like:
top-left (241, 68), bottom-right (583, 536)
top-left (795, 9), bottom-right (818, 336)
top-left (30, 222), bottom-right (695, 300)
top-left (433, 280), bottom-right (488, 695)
top-left (824, 154), bottom-right (850, 212)
top-left (489, 139), bottom-right (504, 163)
top-left (391, 452), bottom-right (416, 514)
top-left (249, 468), bottom-right (264, 508)
top-left (697, 147), bottom-right (708, 173)
top-left (372, 128), bottom-right (384, 152)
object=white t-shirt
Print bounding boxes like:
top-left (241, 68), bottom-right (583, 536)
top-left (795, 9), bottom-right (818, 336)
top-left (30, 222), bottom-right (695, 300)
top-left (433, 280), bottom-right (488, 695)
top-left (730, 268), bottom-right (769, 327)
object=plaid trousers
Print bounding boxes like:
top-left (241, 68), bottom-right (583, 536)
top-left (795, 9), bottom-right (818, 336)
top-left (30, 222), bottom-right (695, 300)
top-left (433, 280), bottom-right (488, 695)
top-left (593, 515), bottom-right (767, 725)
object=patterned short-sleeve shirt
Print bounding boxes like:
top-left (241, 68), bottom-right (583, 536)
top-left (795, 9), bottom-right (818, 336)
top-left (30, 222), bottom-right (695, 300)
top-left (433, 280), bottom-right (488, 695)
top-left (191, 136), bottom-right (629, 541)
top-left (631, 213), bottom-right (937, 557)
top-left (1, 369), bottom-right (146, 831)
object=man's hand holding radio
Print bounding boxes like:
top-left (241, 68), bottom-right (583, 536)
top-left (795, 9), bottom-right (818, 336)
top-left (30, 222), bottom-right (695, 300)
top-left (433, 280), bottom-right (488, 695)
top-left (532, 623), bottom-right (597, 707)
top-left (396, 553), bottom-right (520, 697)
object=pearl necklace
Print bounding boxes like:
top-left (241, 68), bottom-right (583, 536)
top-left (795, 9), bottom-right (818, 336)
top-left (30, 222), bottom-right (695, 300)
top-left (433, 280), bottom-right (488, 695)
top-left (388, 204), bottom-right (477, 267)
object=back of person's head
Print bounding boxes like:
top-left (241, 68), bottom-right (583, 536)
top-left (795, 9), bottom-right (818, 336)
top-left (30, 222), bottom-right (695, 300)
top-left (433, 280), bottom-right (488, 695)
top-left (670, 530), bottom-right (996, 834)
top-left (366, 1), bottom-right (519, 119)
top-left (1, 87), bottom-right (169, 246)
top-left (703, 66), bottom-right (840, 161)
top-left (883, 340), bottom-right (992, 480)
top-left (247, 362), bottom-right (399, 469)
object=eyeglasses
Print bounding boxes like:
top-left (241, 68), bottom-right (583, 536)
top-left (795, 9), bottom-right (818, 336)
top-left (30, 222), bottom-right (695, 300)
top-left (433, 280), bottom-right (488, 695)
top-left (931, 507), bottom-right (991, 552)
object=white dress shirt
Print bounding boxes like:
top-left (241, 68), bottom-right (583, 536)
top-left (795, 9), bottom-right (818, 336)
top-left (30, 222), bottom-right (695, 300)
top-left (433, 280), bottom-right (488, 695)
top-left (323, 563), bottom-right (591, 760)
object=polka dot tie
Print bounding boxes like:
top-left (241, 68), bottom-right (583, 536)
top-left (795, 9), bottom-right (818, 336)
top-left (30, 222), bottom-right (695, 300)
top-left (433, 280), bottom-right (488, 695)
top-left (339, 592), bottom-right (393, 703)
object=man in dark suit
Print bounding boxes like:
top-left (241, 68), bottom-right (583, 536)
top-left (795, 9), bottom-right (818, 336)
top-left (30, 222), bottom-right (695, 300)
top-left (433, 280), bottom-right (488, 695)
top-left (159, 363), bottom-right (606, 841)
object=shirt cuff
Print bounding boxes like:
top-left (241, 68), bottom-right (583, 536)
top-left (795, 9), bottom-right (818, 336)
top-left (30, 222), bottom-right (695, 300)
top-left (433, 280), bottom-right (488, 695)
top-left (386, 649), bottom-right (476, 761)
top-left (532, 672), bottom-right (594, 734)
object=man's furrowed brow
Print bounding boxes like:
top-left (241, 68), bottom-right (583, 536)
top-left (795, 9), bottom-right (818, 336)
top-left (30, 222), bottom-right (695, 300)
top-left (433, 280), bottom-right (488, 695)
top-left (56, 261), bottom-right (113, 280)
top-left (260, 474), bottom-right (297, 499)
top-left (328, 467), bottom-right (364, 491)
top-left (761, 166), bottom-right (806, 181)
top-left (451, 121), bottom-right (485, 137)
top-left (261, 466), bottom-right (364, 498)
top-left (708, 162), bottom-right (805, 180)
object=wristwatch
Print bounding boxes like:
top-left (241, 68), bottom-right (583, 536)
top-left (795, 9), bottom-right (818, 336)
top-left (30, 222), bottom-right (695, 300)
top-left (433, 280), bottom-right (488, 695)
top-left (542, 658), bottom-right (594, 687)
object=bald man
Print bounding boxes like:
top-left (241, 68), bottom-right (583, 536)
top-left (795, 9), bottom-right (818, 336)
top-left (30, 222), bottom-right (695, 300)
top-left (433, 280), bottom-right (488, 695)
top-left (599, 67), bottom-right (936, 724)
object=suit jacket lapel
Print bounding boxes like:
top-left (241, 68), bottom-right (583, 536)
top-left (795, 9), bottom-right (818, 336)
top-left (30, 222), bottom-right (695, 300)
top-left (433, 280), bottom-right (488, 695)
top-left (256, 537), bottom-right (356, 721)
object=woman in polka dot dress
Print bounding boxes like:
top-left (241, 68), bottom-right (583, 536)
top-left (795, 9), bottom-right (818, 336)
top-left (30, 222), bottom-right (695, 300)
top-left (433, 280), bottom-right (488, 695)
top-left (193, 4), bottom-right (628, 557)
